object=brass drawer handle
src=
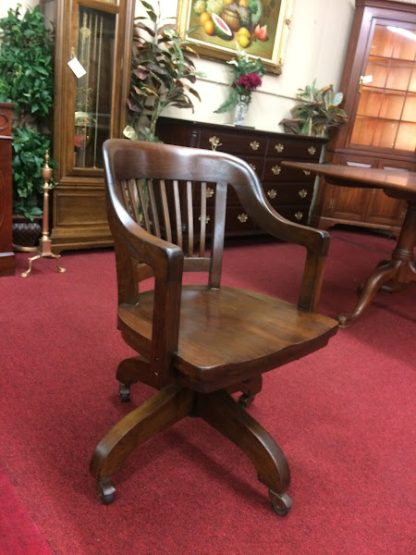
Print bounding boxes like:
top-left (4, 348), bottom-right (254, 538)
top-left (294, 211), bottom-right (304, 220)
top-left (267, 188), bottom-right (277, 199)
top-left (249, 140), bottom-right (260, 151)
top-left (303, 170), bottom-right (311, 176)
top-left (199, 215), bottom-right (211, 224)
top-left (271, 164), bottom-right (281, 175)
top-left (274, 143), bottom-right (284, 153)
top-left (298, 188), bottom-right (308, 198)
top-left (208, 135), bottom-right (222, 150)
top-left (249, 163), bottom-right (256, 172)
top-left (206, 187), bottom-right (214, 198)
top-left (237, 212), bottom-right (248, 223)
top-left (307, 146), bottom-right (316, 156)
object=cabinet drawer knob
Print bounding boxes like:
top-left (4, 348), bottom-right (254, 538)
top-left (303, 170), bottom-right (311, 176)
top-left (294, 211), bottom-right (304, 220)
top-left (249, 140), bottom-right (260, 151)
top-left (199, 215), bottom-right (211, 224)
top-left (208, 136), bottom-right (222, 150)
top-left (267, 188), bottom-right (277, 199)
top-left (271, 164), bottom-right (281, 175)
top-left (249, 163), bottom-right (257, 172)
top-left (307, 146), bottom-right (316, 156)
top-left (298, 188), bottom-right (308, 198)
top-left (206, 187), bottom-right (214, 198)
top-left (237, 212), bottom-right (248, 223)
top-left (274, 143), bottom-right (284, 153)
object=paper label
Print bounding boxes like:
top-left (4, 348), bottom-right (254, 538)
top-left (67, 57), bottom-right (87, 78)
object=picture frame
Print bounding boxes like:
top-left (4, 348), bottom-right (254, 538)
top-left (176, 0), bottom-right (293, 74)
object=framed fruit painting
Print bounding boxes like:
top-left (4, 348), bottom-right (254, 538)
top-left (176, 0), bottom-right (293, 74)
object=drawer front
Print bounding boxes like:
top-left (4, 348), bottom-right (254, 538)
top-left (263, 183), bottom-right (314, 205)
top-left (267, 138), bottom-right (322, 160)
top-left (263, 159), bottom-right (316, 182)
top-left (199, 129), bottom-right (267, 155)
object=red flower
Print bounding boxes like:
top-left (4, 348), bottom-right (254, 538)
top-left (236, 72), bottom-right (262, 91)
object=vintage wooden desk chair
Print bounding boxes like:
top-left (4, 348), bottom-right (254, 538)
top-left (90, 139), bottom-right (338, 515)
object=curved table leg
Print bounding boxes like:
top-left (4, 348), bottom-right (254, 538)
top-left (339, 200), bottom-right (416, 327)
top-left (338, 260), bottom-right (400, 327)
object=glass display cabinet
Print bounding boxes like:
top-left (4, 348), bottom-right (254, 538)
top-left (41, 0), bottom-right (135, 252)
top-left (313, 0), bottom-right (416, 234)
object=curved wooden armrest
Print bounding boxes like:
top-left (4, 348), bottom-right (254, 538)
top-left (231, 174), bottom-right (330, 312)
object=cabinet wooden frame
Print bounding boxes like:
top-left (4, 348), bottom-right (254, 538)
top-left (41, 0), bottom-right (135, 252)
top-left (313, 0), bottom-right (415, 235)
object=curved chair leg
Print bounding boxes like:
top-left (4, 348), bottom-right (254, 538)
top-left (196, 390), bottom-right (292, 516)
top-left (90, 385), bottom-right (194, 503)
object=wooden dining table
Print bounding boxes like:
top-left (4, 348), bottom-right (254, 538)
top-left (281, 161), bottom-right (416, 326)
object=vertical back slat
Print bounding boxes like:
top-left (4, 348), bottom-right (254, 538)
top-left (209, 182), bottom-right (227, 287)
top-left (199, 181), bottom-right (207, 257)
top-left (137, 178), bottom-right (151, 232)
top-left (159, 179), bottom-right (172, 243)
top-left (186, 180), bottom-right (194, 256)
top-left (173, 180), bottom-right (183, 248)
top-left (147, 179), bottom-right (161, 237)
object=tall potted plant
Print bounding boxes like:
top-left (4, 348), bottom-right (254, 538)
top-left (0, 4), bottom-right (54, 248)
top-left (124, 0), bottom-right (202, 142)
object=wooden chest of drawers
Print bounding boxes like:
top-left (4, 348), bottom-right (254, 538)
top-left (157, 118), bottom-right (326, 236)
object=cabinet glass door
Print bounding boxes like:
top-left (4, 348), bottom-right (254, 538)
top-left (351, 23), bottom-right (416, 152)
top-left (74, 5), bottom-right (116, 169)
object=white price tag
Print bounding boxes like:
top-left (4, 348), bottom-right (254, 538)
top-left (67, 56), bottom-right (87, 78)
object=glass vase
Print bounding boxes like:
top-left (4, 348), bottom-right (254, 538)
top-left (233, 95), bottom-right (250, 126)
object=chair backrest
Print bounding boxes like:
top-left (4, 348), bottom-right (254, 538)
top-left (103, 139), bottom-right (330, 309)
top-left (103, 139), bottom-right (266, 291)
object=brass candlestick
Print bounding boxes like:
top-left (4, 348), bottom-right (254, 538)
top-left (21, 152), bottom-right (66, 278)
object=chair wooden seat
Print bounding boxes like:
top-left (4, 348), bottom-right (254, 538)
top-left (119, 285), bottom-right (336, 391)
top-left (90, 139), bottom-right (338, 516)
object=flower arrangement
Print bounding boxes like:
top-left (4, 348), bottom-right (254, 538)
top-left (214, 50), bottom-right (265, 115)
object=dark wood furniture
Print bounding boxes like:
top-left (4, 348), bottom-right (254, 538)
top-left (284, 161), bottom-right (416, 326)
top-left (89, 139), bottom-right (338, 514)
top-left (41, 0), bottom-right (135, 253)
top-left (313, 0), bottom-right (416, 234)
top-left (0, 103), bottom-right (15, 276)
top-left (157, 117), bottom-right (326, 235)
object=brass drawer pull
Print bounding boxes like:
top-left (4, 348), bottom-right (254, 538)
top-left (249, 163), bottom-right (257, 172)
top-left (237, 212), bottom-right (248, 223)
top-left (199, 215), bottom-right (211, 224)
top-left (250, 140), bottom-right (260, 151)
top-left (298, 188), bottom-right (308, 198)
top-left (271, 164), bottom-right (281, 175)
top-left (307, 146), bottom-right (316, 156)
top-left (294, 211), bottom-right (304, 220)
top-left (267, 189), bottom-right (277, 199)
top-left (303, 170), bottom-right (311, 176)
top-left (274, 143), bottom-right (284, 153)
top-left (208, 136), bottom-right (222, 150)
top-left (206, 187), bottom-right (214, 198)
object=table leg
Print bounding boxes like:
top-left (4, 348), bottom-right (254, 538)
top-left (338, 200), bottom-right (416, 327)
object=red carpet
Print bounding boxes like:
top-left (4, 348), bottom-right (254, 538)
top-left (0, 229), bottom-right (415, 554)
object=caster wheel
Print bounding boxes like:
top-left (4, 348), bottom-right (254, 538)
top-left (119, 383), bottom-right (131, 402)
top-left (269, 490), bottom-right (292, 516)
top-left (99, 479), bottom-right (116, 505)
top-left (238, 392), bottom-right (255, 408)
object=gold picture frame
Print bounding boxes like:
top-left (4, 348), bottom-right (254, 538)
top-left (177, 0), bottom-right (293, 74)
